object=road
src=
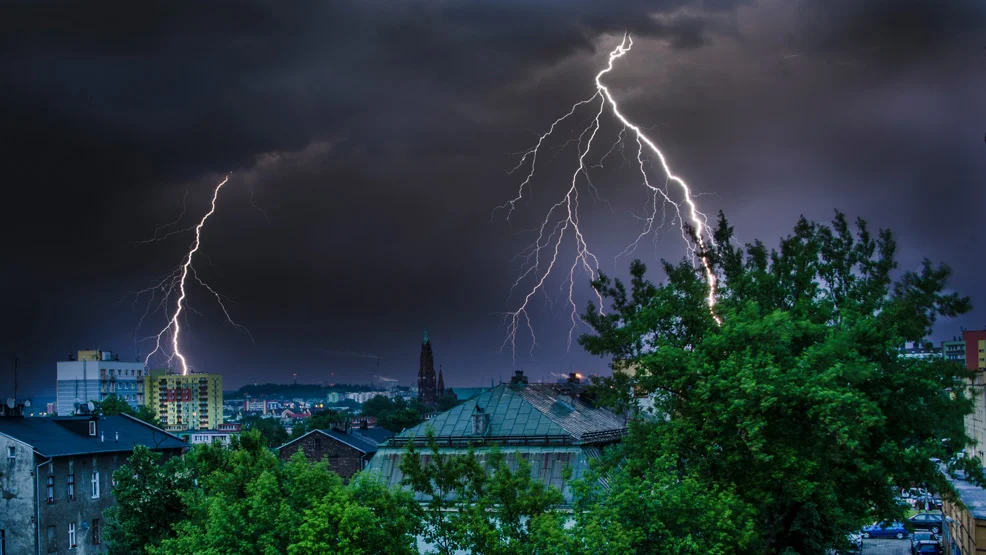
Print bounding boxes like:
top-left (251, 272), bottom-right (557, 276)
top-left (861, 538), bottom-right (911, 554)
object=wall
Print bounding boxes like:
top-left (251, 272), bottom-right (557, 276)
top-left (277, 433), bottom-right (366, 480)
top-left (0, 434), bottom-right (38, 554)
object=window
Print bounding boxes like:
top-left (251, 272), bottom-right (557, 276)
top-left (68, 522), bottom-right (76, 549)
top-left (91, 470), bottom-right (100, 499)
top-left (88, 421), bottom-right (96, 436)
top-left (46, 476), bottom-right (54, 502)
top-left (5, 446), bottom-right (12, 459)
top-left (91, 519), bottom-right (100, 545)
top-left (67, 474), bottom-right (75, 501)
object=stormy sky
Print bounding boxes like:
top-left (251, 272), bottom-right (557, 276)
top-left (2, 0), bottom-right (984, 396)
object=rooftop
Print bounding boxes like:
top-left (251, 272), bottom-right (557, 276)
top-left (0, 414), bottom-right (188, 457)
top-left (388, 382), bottom-right (627, 447)
top-left (948, 471), bottom-right (986, 520)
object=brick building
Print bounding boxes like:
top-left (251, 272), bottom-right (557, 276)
top-left (276, 428), bottom-right (390, 480)
top-left (0, 409), bottom-right (187, 554)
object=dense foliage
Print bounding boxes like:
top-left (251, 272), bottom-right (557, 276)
top-left (105, 430), bottom-right (418, 555)
top-left (360, 395), bottom-right (432, 432)
top-left (239, 414), bottom-right (289, 448)
top-left (579, 212), bottom-right (980, 554)
top-left (287, 409), bottom-right (347, 440)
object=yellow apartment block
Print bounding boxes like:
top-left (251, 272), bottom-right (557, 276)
top-left (143, 370), bottom-right (223, 432)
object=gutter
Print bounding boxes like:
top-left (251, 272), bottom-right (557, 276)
top-left (35, 454), bottom-right (51, 555)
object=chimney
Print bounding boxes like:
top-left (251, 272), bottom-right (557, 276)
top-left (471, 405), bottom-right (490, 436)
top-left (567, 373), bottom-right (580, 385)
top-left (510, 370), bottom-right (528, 386)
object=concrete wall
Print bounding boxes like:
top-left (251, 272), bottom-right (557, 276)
top-left (0, 434), bottom-right (39, 554)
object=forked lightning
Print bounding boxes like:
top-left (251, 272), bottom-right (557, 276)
top-left (501, 34), bottom-right (720, 356)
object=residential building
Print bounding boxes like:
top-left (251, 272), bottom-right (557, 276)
top-left (0, 406), bottom-right (187, 555)
top-left (963, 330), bottom-right (986, 464)
top-left (56, 350), bottom-right (146, 416)
top-left (900, 344), bottom-right (942, 360)
top-left (944, 338), bottom-right (967, 363)
top-left (366, 371), bottom-right (627, 505)
top-left (940, 330), bottom-right (986, 555)
top-left (276, 426), bottom-right (393, 480)
top-left (417, 330), bottom-right (438, 406)
top-left (143, 370), bottom-right (223, 432)
top-left (941, 471), bottom-right (986, 555)
top-left (176, 429), bottom-right (238, 447)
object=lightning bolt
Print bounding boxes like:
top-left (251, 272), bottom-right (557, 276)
top-left (501, 34), bottom-right (720, 357)
top-left (135, 175), bottom-right (250, 374)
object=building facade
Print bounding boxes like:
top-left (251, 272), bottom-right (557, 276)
top-left (944, 339), bottom-right (967, 364)
top-left (963, 330), bottom-right (986, 464)
top-left (143, 370), bottom-right (223, 432)
top-left (0, 410), bottom-right (187, 555)
top-left (276, 428), bottom-right (389, 480)
top-left (176, 429), bottom-right (238, 447)
top-left (368, 371), bottom-right (627, 505)
top-left (56, 350), bottom-right (146, 417)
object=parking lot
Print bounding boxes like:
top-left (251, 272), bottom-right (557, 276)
top-left (861, 538), bottom-right (911, 554)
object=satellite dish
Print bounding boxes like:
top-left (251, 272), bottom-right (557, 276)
top-left (23, 400), bottom-right (31, 408)
top-left (87, 401), bottom-right (95, 412)
top-left (5, 398), bottom-right (13, 409)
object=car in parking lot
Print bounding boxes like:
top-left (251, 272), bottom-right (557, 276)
top-left (908, 512), bottom-right (943, 534)
top-left (862, 521), bottom-right (909, 539)
top-left (913, 541), bottom-right (942, 554)
top-left (911, 531), bottom-right (941, 555)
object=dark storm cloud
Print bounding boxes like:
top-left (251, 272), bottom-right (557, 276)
top-left (1, 0), bottom-right (983, 396)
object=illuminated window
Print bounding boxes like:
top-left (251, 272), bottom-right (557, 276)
top-left (68, 522), bottom-right (76, 548)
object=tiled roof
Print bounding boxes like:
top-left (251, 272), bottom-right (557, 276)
top-left (0, 414), bottom-right (188, 457)
top-left (392, 383), bottom-right (626, 446)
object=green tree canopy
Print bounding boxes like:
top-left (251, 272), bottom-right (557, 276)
top-left (361, 395), bottom-right (431, 432)
top-left (93, 394), bottom-right (161, 428)
top-left (240, 415), bottom-right (289, 448)
top-left (579, 212), bottom-right (980, 554)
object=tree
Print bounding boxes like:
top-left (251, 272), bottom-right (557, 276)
top-left (578, 212), bottom-right (981, 554)
top-left (103, 446), bottom-right (193, 555)
top-left (240, 415), bottom-right (289, 448)
top-left (93, 394), bottom-right (162, 428)
top-left (361, 395), bottom-right (430, 432)
top-left (400, 434), bottom-right (574, 555)
top-left (145, 431), bottom-right (417, 555)
top-left (288, 409), bottom-right (345, 440)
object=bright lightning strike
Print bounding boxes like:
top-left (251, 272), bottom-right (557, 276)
top-left (136, 175), bottom-right (250, 374)
top-left (500, 34), bottom-right (721, 357)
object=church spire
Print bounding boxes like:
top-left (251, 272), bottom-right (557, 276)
top-left (423, 328), bottom-right (429, 344)
top-left (437, 366), bottom-right (445, 397)
top-left (417, 329), bottom-right (437, 406)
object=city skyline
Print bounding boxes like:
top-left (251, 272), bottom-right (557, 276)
top-left (3, 1), bottom-right (984, 397)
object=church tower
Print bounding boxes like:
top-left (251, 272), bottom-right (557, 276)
top-left (437, 366), bottom-right (445, 397)
top-left (417, 329), bottom-right (438, 406)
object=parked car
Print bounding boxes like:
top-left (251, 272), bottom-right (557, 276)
top-left (908, 512), bottom-right (943, 533)
top-left (862, 522), bottom-right (909, 539)
top-left (913, 541), bottom-right (942, 554)
top-left (911, 531), bottom-right (940, 555)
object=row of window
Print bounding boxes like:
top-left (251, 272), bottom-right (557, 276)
top-left (100, 368), bottom-right (144, 377)
top-left (46, 520), bottom-right (99, 552)
top-left (46, 470), bottom-right (101, 502)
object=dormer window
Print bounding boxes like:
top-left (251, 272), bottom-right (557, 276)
top-left (88, 421), bottom-right (96, 437)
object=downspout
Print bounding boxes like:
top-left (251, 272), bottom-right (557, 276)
top-left (35, 454), bottom-right (51, 555)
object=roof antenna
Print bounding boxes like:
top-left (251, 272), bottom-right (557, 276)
top-left (13, 356), bottom-right (18, 404)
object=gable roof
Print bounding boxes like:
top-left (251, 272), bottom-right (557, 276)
top-left (0, 414), bottom-right (188, 457)
top-left (392, 383), bottom-right (626, 446)
top-left (276, 428), bottom-right (382, 455)
top-left (352, 427), bottom-right (394, 444)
